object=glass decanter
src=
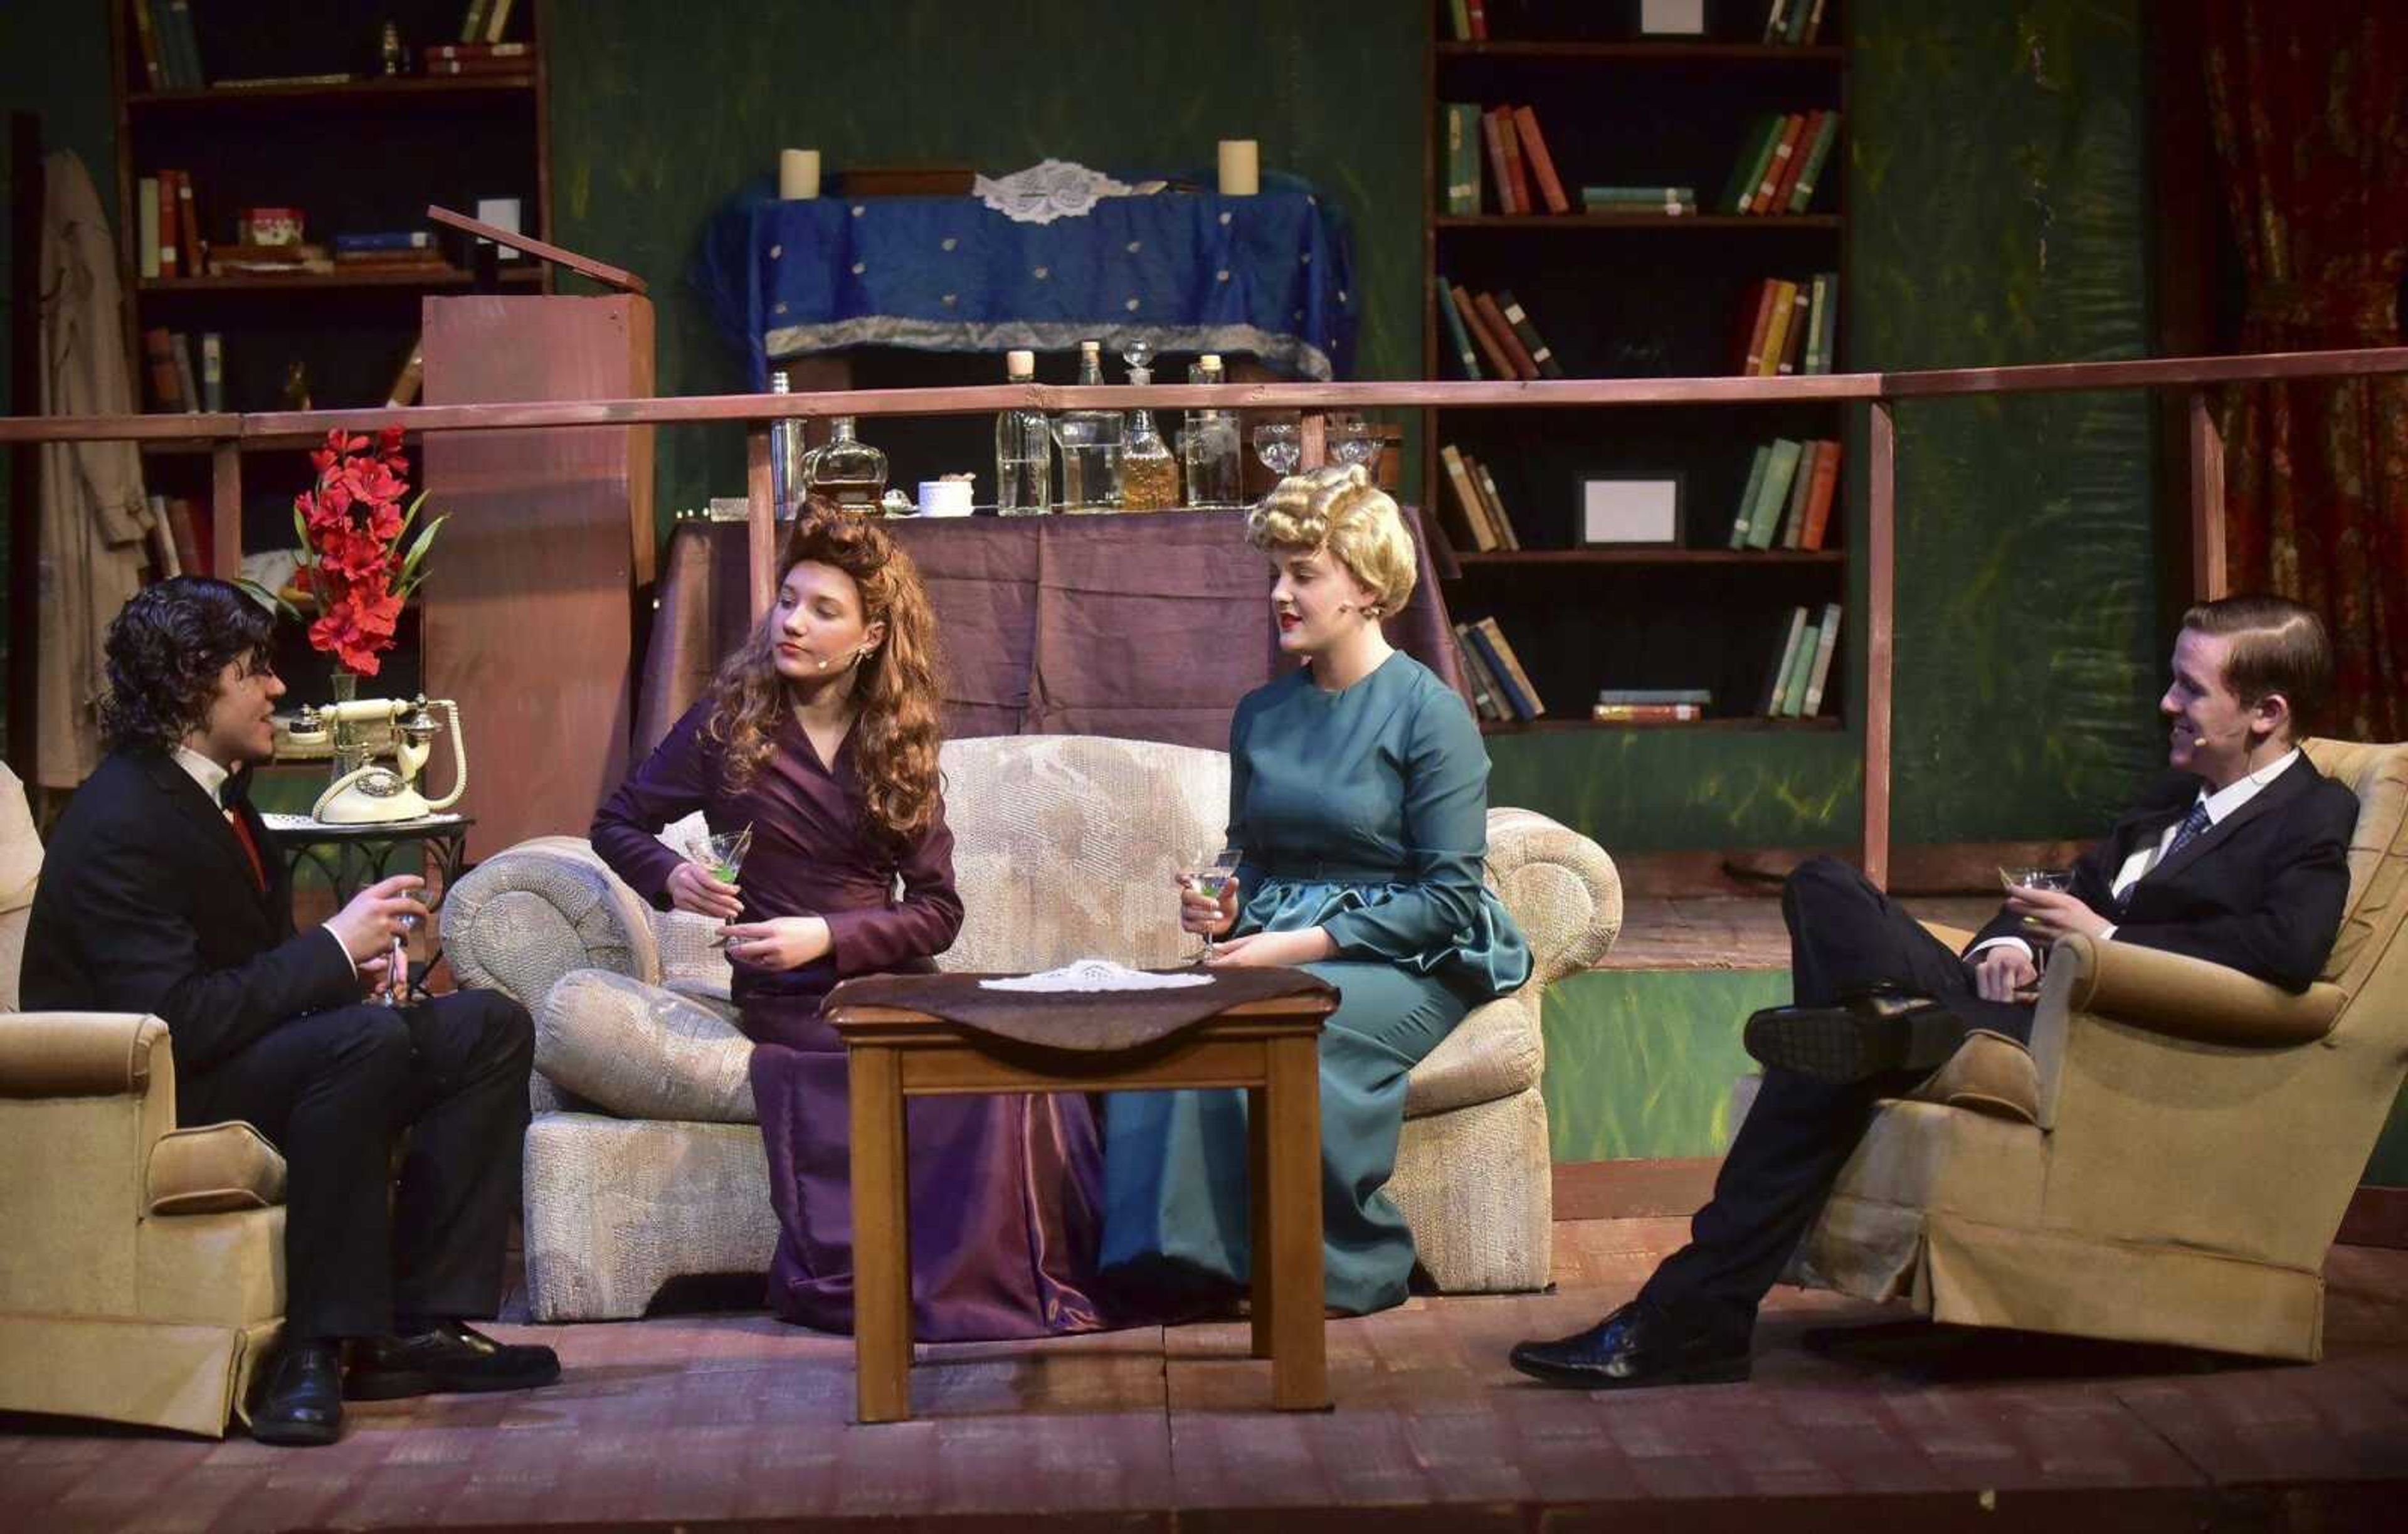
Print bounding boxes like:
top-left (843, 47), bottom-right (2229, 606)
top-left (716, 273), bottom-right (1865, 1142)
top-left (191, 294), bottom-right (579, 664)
top-left (1180, 353), bottom-right (1242, 508)
top-left (1052, 340), bottom-right (1124, 513)
top-left (994, 349), bottom-right (1052, 516)
top-left (805, 416), bottom-right (888, 516)
top-left (1118, 339), bottom-right (1179, 512)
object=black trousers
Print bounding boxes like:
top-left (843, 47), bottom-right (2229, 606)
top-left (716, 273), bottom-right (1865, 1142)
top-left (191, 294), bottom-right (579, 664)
top-left (1637, 856), bottom-right (2034, 1338)
top-left (177, 990), bottom-right (534, 1341)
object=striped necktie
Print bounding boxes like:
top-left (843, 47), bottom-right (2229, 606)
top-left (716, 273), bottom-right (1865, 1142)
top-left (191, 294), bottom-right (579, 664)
top-left (2162, 801), bottom-right (2213, 864)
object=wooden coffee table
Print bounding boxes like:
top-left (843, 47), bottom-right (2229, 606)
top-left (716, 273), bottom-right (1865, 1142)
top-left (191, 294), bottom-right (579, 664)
top-left (824, 983), bottom-right (1336, 1424)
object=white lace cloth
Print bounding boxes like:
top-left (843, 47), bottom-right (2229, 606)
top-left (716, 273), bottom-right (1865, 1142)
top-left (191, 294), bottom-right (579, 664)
top-left (973, 159), bottom-right (1149, 225)
top-left (978, 958), bottom-right (1212, 993)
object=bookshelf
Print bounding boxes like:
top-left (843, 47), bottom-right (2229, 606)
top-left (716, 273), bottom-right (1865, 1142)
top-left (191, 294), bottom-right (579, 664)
top-left (107, 0), bottom-right (551, 697)
top-left (1423, 0), bottom-right (1848, 733)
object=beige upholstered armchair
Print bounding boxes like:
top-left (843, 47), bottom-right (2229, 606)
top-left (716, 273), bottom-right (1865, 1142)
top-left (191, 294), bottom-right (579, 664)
top-left (445, 734), bottom-right (1620, 1321)
top-left (1748, 739), bottom-right (2408, 1362)
top-left (0, 763), bottom-right (288, 1437)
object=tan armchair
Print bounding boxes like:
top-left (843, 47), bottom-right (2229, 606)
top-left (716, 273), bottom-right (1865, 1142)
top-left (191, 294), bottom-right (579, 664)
top-left (1755, 739), bottom-right (2408, 1361)
top-left (0, 763), bottom-right (288, 1437)
top-left (445, 734), bottom-right (1621, 1321)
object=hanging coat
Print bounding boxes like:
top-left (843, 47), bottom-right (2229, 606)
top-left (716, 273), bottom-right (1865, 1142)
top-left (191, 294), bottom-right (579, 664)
top-left (36, 149), bottom-right (154, 788)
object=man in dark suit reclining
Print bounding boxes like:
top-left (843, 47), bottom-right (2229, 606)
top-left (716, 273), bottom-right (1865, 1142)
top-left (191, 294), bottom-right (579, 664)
top-left (21, 578), bottom-right (558, 1445)
top-left (1510, 593), bottom-right (2357, 1389)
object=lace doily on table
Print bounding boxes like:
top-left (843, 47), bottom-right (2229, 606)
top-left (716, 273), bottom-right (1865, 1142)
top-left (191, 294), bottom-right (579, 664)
top-left (974, 159), bottom-right (1153, 225)
top-left (978, 958), bottom-right (1212, 993)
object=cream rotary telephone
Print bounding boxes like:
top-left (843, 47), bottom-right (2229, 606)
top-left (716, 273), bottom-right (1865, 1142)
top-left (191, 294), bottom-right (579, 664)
top-left (287, 695), bottom-right (467, 825)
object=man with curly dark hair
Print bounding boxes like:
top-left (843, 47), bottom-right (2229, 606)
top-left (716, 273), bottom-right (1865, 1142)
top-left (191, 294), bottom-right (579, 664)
top-left (21, 578), bottom-right (559, 1447)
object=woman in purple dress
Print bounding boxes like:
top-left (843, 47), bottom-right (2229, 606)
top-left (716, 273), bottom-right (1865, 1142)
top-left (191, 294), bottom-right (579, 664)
top-left (591, 509), bottom-right (1116, 1340)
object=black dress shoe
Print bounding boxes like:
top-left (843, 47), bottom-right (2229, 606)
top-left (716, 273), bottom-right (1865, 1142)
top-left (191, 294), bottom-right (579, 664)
top-left (1509, 1301), bottom-right (1752, 1390)
top-left (347, 1321), bottom-right (561, 1400)
top-left (250, 1339), bottom-right (345, 1446)
top-left (1742, 988), bottom-right (1968, 1084)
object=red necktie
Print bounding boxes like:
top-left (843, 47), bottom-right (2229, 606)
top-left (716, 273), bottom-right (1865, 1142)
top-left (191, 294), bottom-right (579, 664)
top-left (226, 808), bottom-right (269, 892)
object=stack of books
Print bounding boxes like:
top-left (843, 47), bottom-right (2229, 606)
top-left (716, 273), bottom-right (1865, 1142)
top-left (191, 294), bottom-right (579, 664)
top-left (1718, 111), bottom-right (1841, 215)
top-left (1442, 2), bottom-right (1494, 44)
top-left (145, 495), bottom-right (214, 579)
top-left (129, 1), bottom-right (208, 91)
top-left (1437, 444), bottom-right (1522, 552)
top-left (1727, 438), bottom-right (1842, 551)
top-left (140, 329), bottom-right (221, 413)
top-left (1454, 619), bottom-right (1546, 724)
top-left (1438, 104), bottom-right (1571, 216)
top-left (334, 231), bottom-right (450, 275)
top-left (1760, 0), bottom-right (1834, 45)
top-left (1734, 273), bottom-right (1838, 376)
top-left (1593, 689), bottom-right (1712, 725)
top-left (134, 171), bottom-right (205, 280)
top-left (1761, 603), bottom-right (1844, 719)
top-left (1434, 277), bottom-right (1567, 381)
top-left (1582, 186), bottom-right (1698, 216)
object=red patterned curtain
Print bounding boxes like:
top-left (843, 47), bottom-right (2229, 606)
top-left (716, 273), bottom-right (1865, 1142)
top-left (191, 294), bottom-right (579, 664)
top-left (2202, 1), bottom-right (2408, 741)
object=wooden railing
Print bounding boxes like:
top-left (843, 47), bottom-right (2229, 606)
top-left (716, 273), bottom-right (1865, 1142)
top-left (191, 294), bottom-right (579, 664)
top-left (8, 344), bottom-right (2407, 886)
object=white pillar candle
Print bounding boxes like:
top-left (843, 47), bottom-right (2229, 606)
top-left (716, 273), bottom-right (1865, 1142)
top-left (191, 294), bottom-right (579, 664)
top-left (779, 149), bottom-right (822, 200)
top-left (1217, 139), bottom-right (1260, 197)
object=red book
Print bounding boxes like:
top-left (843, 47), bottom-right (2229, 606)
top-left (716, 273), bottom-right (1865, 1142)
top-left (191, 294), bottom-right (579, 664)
top-left (1510, 105), bottom-right (1571, 215)
top-left (175, 169), bottom-right (203, 276)
top-left (155, 171), bottom-right (181, 277)
top-left (142, 327), bottom-right (182, 409)
top-left (1495, 109), bottom-right (1535, 218)
top-left (1748, 114), bottom-right (1809, 213)
top-left (1466, 0), bottom-right (1489, 41)
top-left (1800, 438), bottom-right (1842, 550)
top-left (1472, 292), bottom-right (1539, 379)
top-left (1777, 283), bottom-right (1810, 375)
top-left (1478, 109), bottom-right (1516, 215)
top-left (1738, 280), bottom-right (1779, 375)
top-left (1453, 283), bottom-right (1519, 379)
top-left (1766, 109), bottom-right (1823, 213)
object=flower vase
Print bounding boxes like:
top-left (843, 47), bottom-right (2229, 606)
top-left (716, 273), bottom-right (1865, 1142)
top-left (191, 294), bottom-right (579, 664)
top-left (328, 672), bottom-right (371, 779)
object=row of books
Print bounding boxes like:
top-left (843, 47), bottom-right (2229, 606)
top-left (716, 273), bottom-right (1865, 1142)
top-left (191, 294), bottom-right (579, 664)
top-left (1728, 438), bottom-right (1842, 551)
top-left (1434, 278), bottom-right (1565, 381)
top-left (1441, 1), bottom-right (1494, 42)
top-left (146, 495), bottom-right (216, 580)
top-left (134, 172), bottom-right (203, 279)
top-left (1442, 0), bottom-right (1830, 45)
top-left (420, 41), bottom-right (536, 77)
top-left (1592, 690), bottom-right (1713, 725)
top-left (1436, 444), bottom-right (1524, 553)
top-left (457, 0), bottom-right (525, 45)
top-left (127, 1), bottom-right (205, 92)
top-left (1735, 272), bottom-right (1838, 376)
top-left (1440, 103), bottom-right (1571, 217)
top-left (142, 329), bottom-right (221, 413)
top-left (1717, 110), bottom-right (1842, 216)
top-left (1455, 618), bottom-right (1548, 724)
top-left (1761, 603), bottom-right (1844, 718)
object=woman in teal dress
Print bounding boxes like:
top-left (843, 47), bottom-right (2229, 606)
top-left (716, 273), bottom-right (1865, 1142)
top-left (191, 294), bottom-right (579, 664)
top-left (1099, 463), bottom-right (1533, 1316)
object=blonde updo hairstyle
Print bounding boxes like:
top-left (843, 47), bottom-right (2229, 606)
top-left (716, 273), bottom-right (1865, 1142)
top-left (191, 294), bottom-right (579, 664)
top-left (1244, 463), bottom-right (1417, 618)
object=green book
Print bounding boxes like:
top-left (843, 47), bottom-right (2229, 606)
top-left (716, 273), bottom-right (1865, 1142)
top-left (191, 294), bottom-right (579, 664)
top-left (1449, 0), bottom-right (1472, 41)
top-left (1434, 277), bottom-right (1481, 379)
top-left (1719, 116), bottom-right (1782, 214)
top-left (1580, 186), bottom-right (1699, 201)
top-left (1763, 605), bottom-right (1809, 714)
top-left (1729, 444), bottom-right (1773, 548)
top-left (1746, 438), bottom-right (1804, 551)
top-left (1444, 103), bottom-right (1483, 215)
top-left (1779, 620), bottom-right (1822, 717)
top-left (1787, 111), bottom-right (1840, 213)
top-left (1807, 272), bottom-right (1837, 374)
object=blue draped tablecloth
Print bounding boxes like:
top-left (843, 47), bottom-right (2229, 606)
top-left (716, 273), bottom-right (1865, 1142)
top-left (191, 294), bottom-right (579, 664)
top-left (691, 176), bottom-right (1358, 387)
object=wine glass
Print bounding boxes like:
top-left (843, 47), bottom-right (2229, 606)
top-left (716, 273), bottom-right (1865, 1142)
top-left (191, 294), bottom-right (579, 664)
top-left (690, 823), bottom-right (752, 946)
top-left (1183, 846), bottom-right (1244, 962)
top-left (1252, 421), bottom-right (1301, 477)
top-left (2002, 867), bottom-right (2073, 931)
top-left (382, 911), bottom-right (419, 1008)
top-left (1328, 411), bottom-right (1380, 469)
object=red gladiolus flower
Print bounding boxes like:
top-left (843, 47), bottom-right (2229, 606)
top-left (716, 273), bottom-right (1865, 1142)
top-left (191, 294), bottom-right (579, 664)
top-left (292, 429), bottom-right (438, 677)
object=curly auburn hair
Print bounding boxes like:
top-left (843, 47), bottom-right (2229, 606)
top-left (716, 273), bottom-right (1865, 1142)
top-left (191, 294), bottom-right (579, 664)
top-left (1245, 463), bottom-right (1417, 617)
top-left (704, 504), bottom-right (946, 846)
top-left (100, 577), bottom-right (277, 754)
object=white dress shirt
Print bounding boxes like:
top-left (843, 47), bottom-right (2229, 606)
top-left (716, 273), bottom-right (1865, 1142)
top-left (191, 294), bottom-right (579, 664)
top-left (1970, 748), bottom-right (2301, 968)
top-left (171, 746), bottom-right (355, 975)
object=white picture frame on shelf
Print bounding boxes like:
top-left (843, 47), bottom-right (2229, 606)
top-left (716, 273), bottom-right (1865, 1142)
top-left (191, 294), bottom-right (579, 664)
top-left (1579, 473), bottom-right (1685, 547)
top-left (1639, 0), bottom-right (1708, 36)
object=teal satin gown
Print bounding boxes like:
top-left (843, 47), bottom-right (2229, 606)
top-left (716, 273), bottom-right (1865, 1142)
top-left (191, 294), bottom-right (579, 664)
top-left (1099, 652), bottom-right (1533, 1314)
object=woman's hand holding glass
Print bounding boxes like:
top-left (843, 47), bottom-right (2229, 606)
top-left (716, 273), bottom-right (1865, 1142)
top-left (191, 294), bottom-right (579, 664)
top-left (1180, 847), bottom-right (1243, 961)
top-left (669, 823), bottom-right (751, 928)
top-left (719, 915), bottom-right (832, 970)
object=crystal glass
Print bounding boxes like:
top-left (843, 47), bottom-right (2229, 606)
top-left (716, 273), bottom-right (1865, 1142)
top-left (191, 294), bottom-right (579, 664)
top-left (695, 823), bottom-right (753, 885)
top-left (2003, 867), bottom-right (2073, 932)
top-left (381, 912), bottom-right (419, 1008)
top-left (1183, 845), bottom-right (1244, 961)
top-left (1252, 420), bottom-right (1301, 477)
top-left (1327, 411), bottom-right (1380, 469)
top-left (1118, 339), bottom-right (1180, 510)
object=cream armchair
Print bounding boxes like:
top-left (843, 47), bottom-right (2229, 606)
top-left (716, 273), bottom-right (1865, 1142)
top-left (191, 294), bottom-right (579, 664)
top-left (444, 734), bottom-right (1621, 1321)
top-left (0, 763), bottom-right (287, 1437)
top-left (1751, 739), bottom-right (2408, 1361)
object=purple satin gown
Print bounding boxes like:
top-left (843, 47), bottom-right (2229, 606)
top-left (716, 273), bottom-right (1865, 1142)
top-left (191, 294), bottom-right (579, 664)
top-left (592, 703), bottom-right (1117, 1340)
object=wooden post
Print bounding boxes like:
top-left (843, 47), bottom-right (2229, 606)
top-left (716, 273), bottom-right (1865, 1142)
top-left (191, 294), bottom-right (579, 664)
top-left (847, 1044), bottom-right (912, 1424)
top-left (1864, 401), bottom-right (1896, 892)
top-left (746, 420), bottom-right (777, 622)
top-left (2189, 389), bottom-right (2227, 601)
top-left (1299, 411), bottom-right (1326, 470)
top-left (1264, 1034), bottom-right (1329, 1411)
top-left (1247, 1082), bottom-right (1275, 1362)
top-left (211, 442), bottom-right (243, 580)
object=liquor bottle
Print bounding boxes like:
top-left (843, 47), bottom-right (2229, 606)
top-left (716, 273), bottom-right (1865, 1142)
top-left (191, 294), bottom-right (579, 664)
top-left (768, 372), bottom-right (806, 519)
top-left (1181, 354), bottom-right (1242, 507)
top-left (1052, 340), bottom-right (1124, 513)
top-left (805, 416), bottom-right (888, 515)
top-left (1118, 339), bottom-right (1178, 511)
top-left (994, 349), bottom-right (1052, 516)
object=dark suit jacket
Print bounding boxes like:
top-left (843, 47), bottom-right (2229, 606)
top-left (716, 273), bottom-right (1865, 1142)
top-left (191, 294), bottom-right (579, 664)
top-left (20, 749), bottom-right (357, 1076)
top-left (1967, 754), bottom-right (2358, 993)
